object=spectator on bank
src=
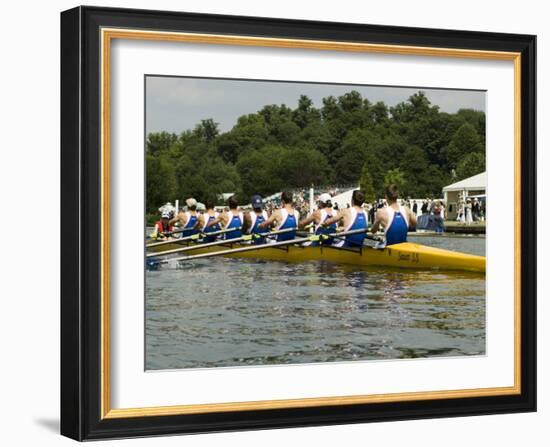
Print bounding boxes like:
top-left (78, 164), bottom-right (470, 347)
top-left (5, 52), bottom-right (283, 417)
top-left (369, 202), bottom-right (376, 224)
top-left (421, 200), bottom-right (428, 215)
top-left (472, 198), bottom-right (480, 221)
top-left (465, 199), bottom-right (473, 225)
top-left (433, 201), bottom-right (445, 233)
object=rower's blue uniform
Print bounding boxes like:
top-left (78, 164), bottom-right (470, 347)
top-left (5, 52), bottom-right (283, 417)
top-left (385, 206), bottom-right (409, 246)
top-left (315, 209), bottom-right (337, 245)
top-left (276, 209), bottom-right (298, 242)
top-left (179, 212), bottom-right (198, 238)
top-left (249, 211), bottom-right (268, 245)
top-left (343, 208), bottom-right (368, 248)
top-left (202, 213), bottom-right (221, 242)
top-left (224, 211), bottom-right (243, 240)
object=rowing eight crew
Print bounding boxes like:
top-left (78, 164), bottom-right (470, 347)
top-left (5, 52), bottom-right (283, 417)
top-left (152, 184), bottom-right (417, 248)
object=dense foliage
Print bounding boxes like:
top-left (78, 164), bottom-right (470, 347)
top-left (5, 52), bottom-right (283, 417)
top-left (146, 91), bottom-right (485, 211)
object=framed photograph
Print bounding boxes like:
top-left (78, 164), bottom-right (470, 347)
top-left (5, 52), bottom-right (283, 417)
top-left (60, 6), bottom-right (536, 441)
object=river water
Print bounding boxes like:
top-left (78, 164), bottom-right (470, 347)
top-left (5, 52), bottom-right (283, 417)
top-left (145, 235), bottom-right (486, 370)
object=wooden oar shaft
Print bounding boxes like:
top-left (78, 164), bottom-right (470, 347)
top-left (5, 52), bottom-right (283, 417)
top-left (164, 228), bottom-right (370, 263)
top-left (146, 228), bottom-right (296, 258)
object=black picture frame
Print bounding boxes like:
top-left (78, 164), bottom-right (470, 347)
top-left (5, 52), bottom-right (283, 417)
top-left (61, 5), bottom-right (536, 441)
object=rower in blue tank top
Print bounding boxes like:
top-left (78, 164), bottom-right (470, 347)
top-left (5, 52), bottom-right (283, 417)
top-left (170, 197), bottom-right (199, 238)
top-left (323, 190), bottom-right (368, 248)
top-left (200, 200), bottom-right (221, 243)
top-left (258, 191), bottom-right (298, 242)
top-left (343, 207), bottom-right (368, 247)
top-left (298, 193), bottom-right (337, 246)
top-left (223, 196), bottom-right (243, 240)
top-left (205, 195), bottom-right (243, 241)
top-left (244, 195), bottom-right (269, 245)
top-left (370, 184), bottom-right (417, 247)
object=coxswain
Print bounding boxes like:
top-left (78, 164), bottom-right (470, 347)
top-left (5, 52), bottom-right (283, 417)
top-left (170, 198), bottom-right (199, 238)
top-left (259, 191), bottom-right (299, 242)
top-left (323, 189), bottom-right (368, 248)
top-left (208, 195), bottom-right (243, 239)
top-left (197, 200), bottom-right (221, 242)
top-left (243, 194), bottom-right (269, 245)
top-left (151, 210), bottom-right (174, 240)
top-left (370, 184), bottom-right (417, 246)
top-left (298, 193), bottom-right (338, 245)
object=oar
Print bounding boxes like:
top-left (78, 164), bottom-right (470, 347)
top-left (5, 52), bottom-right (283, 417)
top-left (146, 227), bottom-right (241, 248)
top-left (153, 228), bottom-right (371, 265)
top-left (298, 230), bottom-right (383, 242)
top-left (146, 228), bottom-right (296, 258)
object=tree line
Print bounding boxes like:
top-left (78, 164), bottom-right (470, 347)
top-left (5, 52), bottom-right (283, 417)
top-left (146, 90), bottom-right (485, 212)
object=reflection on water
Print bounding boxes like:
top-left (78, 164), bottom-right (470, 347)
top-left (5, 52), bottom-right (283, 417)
top-left (146, 236), bottom-right (486, 370)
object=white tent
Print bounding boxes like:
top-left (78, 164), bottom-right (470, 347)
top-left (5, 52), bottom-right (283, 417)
top-left (443, 172), bottom-right (486, 219)
top-left (443, 172), bottom-right (486, 192)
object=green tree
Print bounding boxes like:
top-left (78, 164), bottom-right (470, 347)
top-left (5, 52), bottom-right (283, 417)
top-left (216, 114), bottom-right (269, 163)
top-left (359, 164), bottom-right (376, 202)
top-left (390, 91), bottom-right (436, 124)
top-left (283, 147), bottom-right (333, 188)
top-left (371, 101), bottom-right (389, 125)
top-left (456, 152), bottom-right (485, 180)
top-left (236, 145), bottom-right (288, 197)
top-left (292, 95), bottom-right (320, 130)
top-left (332, 129), bottom-right (380, 184)
top-left (146, 132), bottom-right (178, 155)
top-left (444, 122), bottom-right (484, 169)
top-left (146, 153), bottom-right (177, 212)
top-left (193, 118), bottom-right (219, 143)
top-left (384, 168), bottom-right (406, 192)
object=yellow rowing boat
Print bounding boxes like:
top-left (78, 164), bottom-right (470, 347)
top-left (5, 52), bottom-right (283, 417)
top-left (148, 241), bottom-right (485, 273)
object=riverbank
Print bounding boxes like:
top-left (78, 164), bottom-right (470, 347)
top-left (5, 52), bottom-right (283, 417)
top-left (443, 221), bottom-right (486, 234)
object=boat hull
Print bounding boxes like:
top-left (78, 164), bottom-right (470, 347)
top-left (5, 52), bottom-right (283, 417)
top-left (148, 241), bottom-right (485, 273)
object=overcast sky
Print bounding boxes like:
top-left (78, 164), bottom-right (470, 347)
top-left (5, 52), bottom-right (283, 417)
top-left (145, 76), bottom-right (486, 134)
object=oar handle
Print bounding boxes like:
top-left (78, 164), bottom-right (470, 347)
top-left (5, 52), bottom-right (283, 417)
top-left (146, 226), bottom-right (243, 247)
top-left (147, 227), bottom-right (297, 257)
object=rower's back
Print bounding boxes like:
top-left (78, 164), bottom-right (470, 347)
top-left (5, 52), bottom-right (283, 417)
top-left (385, 204), bottom-right (409, 245)
top-left (178, 210), bottom-right (199, 238)
top-left (248, 211), bottom-right (268, 244)
top-left (384, 185), bottom-right (409, 246)
top-left (224, 195), bottom-right (243, 240)
top-left (276, 191), bottom-right (298, 242)
top-left (202, 201), bottom-right (221, 242)
top-left (343, 190), bottom-right (368, 248)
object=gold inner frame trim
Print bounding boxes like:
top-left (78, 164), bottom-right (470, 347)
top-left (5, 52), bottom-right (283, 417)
top-left (100, 27), bottom-right (522, 419)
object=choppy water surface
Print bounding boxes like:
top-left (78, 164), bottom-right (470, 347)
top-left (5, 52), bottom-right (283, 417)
top-left (146, 235), bottom-right (486, 370)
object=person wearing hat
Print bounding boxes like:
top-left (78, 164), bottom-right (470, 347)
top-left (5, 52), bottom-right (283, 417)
top-left (197, 200), bottom-right (221, 243)
top-left (151, 209), bottom-right (174, 240)
top-left (243, 194), bottom-right (269, 245)
top-left (207, 195), bottom-right (243, 240)
top-left (170, 197), bottom-right (199, 238)
top-left (298, 193), bottom-right (338, 246)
